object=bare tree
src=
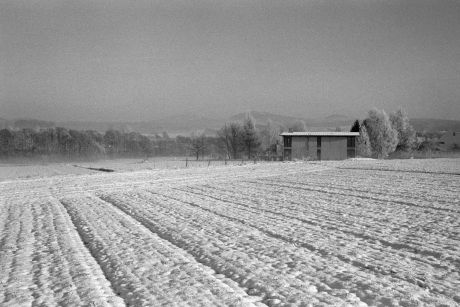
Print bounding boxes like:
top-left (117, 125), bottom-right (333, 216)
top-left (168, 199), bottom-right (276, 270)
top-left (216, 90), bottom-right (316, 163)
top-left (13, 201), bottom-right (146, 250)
top-left (241, 115), bottom-right (260, 159)
top-left (190, 133), bottom-right (206, 160)
top-left (259, 119), bottom-right (282, 158)
top-left (217, 123), bottom-right (242, 159)
top-left (0, 129), bottom-right (14, 156)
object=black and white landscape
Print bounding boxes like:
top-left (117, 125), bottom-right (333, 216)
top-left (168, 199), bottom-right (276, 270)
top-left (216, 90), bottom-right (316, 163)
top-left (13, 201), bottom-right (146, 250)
top-left (1, 0), bottom-right (459, 306)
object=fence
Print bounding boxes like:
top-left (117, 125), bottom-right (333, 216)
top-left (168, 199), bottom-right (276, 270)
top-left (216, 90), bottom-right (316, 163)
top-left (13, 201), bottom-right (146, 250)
top-left (146, 157), bottom-right (266, 169)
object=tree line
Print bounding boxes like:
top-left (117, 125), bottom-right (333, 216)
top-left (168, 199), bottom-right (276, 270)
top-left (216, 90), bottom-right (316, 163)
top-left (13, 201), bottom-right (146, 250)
top-left (0, 115), bottom-right (282, 161)
top-left (0, 128), bottom-right (152, 159)
top-left (0, 109), bottom-right (424, 161)
top-left (0, 122), bottom-right (265, 161)
top-left (191, 115), bottom-right (280, 160)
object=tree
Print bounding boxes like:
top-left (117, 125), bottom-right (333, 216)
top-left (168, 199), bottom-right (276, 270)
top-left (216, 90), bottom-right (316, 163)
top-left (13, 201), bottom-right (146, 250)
top-left (390, 108), bottom-right (416, 152)
top-left (288, 120), bottom-right (306, 132)
top-left (126, 132), bottom-right (142, 155)
top-left (364, 109), bottom-right (398, 158)
top-left (138, 134), bottom-right (153, 158)
top-left (0, 129), bottom-right (14, 156)
top-left (259, 119), bottom-right (281, 158)
top-left (217, 123), bottom-right (242, 159)
top-left (104, 130), bottom-right (125, 156)
top-left (356, 122), bottom-right (371, 157)
top-left (241, 115), bottom-right (260, 159)
top-left (350, 120), bottom-right (360, 132)
top-left (190, 133), bottom-right (206, 160)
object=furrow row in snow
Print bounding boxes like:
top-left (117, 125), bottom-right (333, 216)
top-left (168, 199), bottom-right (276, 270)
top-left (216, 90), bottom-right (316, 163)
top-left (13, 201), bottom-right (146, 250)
top-left (99, 190), bottom-right (457, 307)
top-left (0, 198), bottom-right (123, 307)
top-left (192, 181), bottom-right (460, 261)
top-left (146, 188), bottom-right (459, 301)
top-left (272, 171), bottom-right (459, 207)
top-left (60, 196), bottom-right (258, 307)
top-left (251, 177), bottom-right (460, 214)
top-left (243, 179), bottom-right (460, 248)
top-left (98, 192), bottom-right (361, 306)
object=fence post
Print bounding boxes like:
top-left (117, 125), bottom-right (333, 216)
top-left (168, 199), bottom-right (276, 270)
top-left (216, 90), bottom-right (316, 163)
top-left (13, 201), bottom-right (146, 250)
top-left (208, 159), bottom-right (211, 167)
top-left (186, 157), bottom-right (188, 168)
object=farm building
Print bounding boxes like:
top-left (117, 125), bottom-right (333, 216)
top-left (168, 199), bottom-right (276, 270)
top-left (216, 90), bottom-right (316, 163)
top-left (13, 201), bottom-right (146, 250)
top-left (280, 132), bottom-right (359, 160)
top-left (438, 131), bottom-right (460, 150)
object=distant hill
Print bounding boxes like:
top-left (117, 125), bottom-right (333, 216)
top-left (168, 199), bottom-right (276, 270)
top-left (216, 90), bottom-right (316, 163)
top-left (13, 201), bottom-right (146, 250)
top-left (53, 114), bottom-right (225, 135)
top-left (410, 118), bottom-right (460, 133)
top-left (14, 119), bottom-right (55, 129)
top-left (229, 111), bottom-right (304, 127)
top-left (229, 111), bottom-right (355, 131)
top-left (3, 113), bottom-right (459, 135)
top-left (323, 114), bottom-right (352, 122)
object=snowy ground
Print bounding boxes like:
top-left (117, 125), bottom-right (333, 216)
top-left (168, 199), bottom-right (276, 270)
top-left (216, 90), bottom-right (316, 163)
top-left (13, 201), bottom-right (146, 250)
top-left (1, 159), bottom-right (459, 306)
top-left (0, 157), bottom-right (250, 182)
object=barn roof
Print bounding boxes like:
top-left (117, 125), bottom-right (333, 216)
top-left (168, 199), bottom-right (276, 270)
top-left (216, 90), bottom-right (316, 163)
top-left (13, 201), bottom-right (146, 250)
top-left (280, 132), bottom-right (360, 137)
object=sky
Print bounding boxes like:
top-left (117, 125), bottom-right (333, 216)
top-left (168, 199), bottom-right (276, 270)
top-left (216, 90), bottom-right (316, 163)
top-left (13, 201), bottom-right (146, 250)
top-left (1, 0), bottom-right (459, 122)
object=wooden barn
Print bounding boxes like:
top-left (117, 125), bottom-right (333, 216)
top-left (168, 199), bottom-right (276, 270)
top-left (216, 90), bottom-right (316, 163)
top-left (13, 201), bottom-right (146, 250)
top-left (280, 132), bottom-right (359, 161)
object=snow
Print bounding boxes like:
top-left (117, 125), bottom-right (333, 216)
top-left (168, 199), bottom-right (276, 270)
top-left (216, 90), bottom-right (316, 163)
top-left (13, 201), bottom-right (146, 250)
top-left (1, 158), bottom-right (459, 306)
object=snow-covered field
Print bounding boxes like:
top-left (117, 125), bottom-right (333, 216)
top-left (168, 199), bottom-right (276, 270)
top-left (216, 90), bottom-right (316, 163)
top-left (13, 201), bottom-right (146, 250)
top-left (1, 159), bottom-right (459, 306)
top-left (0, 158), bottom-right (249, 182)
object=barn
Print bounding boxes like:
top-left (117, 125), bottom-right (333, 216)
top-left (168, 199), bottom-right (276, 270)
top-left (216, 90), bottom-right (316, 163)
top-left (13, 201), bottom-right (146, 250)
top-left (438, 131), bottom-right (460, 150)
top-left (280, 132), bottom-right (359, 161)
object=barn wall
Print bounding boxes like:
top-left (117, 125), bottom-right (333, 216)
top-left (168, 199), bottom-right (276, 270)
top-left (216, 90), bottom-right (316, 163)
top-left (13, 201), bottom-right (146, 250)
top-left (290, 137), bottom-right (319, 160)
top-left (285, 135), bottom-right (351, 160)
top-left (321, 137), bottom-right (347, 160)
top-left (307, 137), bottom-right (317, 160)
top-left (291, 137), bottom-right (308, 160)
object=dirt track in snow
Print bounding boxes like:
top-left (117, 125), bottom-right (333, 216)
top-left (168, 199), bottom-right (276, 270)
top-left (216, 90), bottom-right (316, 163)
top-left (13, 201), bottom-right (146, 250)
top-left (1, 159), bottom-right (459, 306)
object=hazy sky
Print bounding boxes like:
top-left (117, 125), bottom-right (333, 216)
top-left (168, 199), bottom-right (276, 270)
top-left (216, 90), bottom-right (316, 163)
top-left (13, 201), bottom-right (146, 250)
top-left (1, 0), bottom-right (459, 122)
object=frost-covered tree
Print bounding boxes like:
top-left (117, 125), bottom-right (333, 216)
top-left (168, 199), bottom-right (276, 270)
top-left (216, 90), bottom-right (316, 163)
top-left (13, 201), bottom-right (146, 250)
top-left (356, 122), bottom-right (371, 157)
top-left (364, 109), bottom-right (398, 158)
top-left (288, 120), bottom-right (307, 132)
top-left (390, 108), bottom-right (416, 152)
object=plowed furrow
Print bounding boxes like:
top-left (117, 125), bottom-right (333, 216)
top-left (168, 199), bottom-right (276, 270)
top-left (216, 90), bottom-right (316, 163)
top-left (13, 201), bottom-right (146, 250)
top-left (154, 187), bottom-right (458, 299)
top-left (100, 190), bottom-right (456, 306)
top-left (61, 196), bottom-right (256, 307)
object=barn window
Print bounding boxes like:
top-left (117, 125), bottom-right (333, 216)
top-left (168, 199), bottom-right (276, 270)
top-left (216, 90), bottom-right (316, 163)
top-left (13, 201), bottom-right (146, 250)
top-left (347, 136), bottom-right (356, 158)
top-left (316, 137), bottom-right (322, 160)
top-left (284, 136), bottom-right (292, 148)
top-left (347, 137), bottom-right (355, 147)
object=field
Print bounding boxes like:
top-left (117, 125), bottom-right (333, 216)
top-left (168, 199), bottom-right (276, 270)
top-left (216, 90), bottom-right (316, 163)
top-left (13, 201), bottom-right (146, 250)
top-left (1, 159), bottom-right (459, 306)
